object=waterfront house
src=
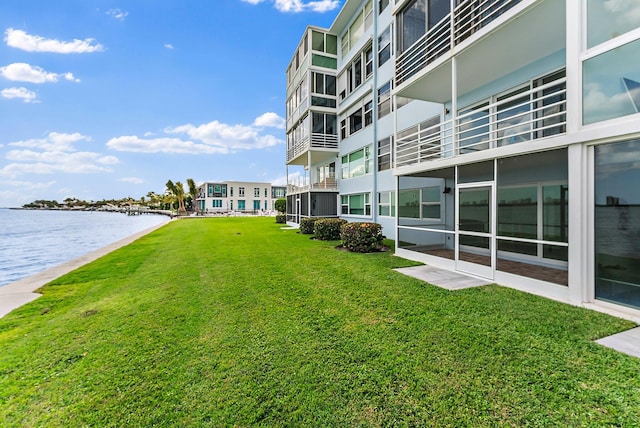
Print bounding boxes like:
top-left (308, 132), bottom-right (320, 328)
top-left (196, 181), bottom-right (286, 214)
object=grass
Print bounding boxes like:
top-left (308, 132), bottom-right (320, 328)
top-left (1, 217), bottom-right (639, 426)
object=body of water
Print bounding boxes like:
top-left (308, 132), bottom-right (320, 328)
top-left (0, 209), bottom-right (169, 287)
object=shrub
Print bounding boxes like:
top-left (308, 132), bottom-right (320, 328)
top-left (274, 198), bottom-right (286, 214)
top-left (340, 222), bottom-right (384, 253)
top-left (275, 214), bottom-right (286, 224)
top-left (299, 217), bottom-right (317, 234)
top-left (314, 218), bottom-right (347, 241)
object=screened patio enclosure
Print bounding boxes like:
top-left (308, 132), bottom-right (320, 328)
top-left (397, 149), bottom-right (569, 285)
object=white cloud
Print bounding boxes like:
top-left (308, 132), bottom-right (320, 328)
top-left (253, 112), bottom-right (285, 129)
top-left (9, 132), bottom-right (91, 152)
top-left (106, 8), bottom-right (129, 21)
top-left (0, 63), bottom-right (80, 84)
top-left (1, 87), bottom-right (38, 103)
top-left (164, 43), bottom-right (174, 50)
top-left (0, 132), bottom-right (118, 178)
top-left (119, 177), bottom-right (145, 184)
top-left (106, 135), bottom-right (227, 154)
top-left (4, 28), bottom-right (104, 53)
top-left (242, 0), bottom-right (340, 12)
top-left (108, 115), bottom-right (284, 155)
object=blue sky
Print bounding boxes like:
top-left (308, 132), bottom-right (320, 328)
top-left (0, 0), bottom-right (341, 207)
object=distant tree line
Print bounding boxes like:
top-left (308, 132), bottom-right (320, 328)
top-left (22, 178), bottom-right (199, 215)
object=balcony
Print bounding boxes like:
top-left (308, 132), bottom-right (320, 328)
top-left (395, 0), bottom-right (565, 103)
top-left (286, 133), bottom-right (339, 164)
top-left (287, 174), bottom-right (338, 194)
top-left (395, 75), bottom-right (566, 169)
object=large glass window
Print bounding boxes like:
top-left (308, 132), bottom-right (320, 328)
top-left (583, 39), bottom-right (640, 125)
top-left (341, 146), bottom-right (373, 179)
top-left (587, 0), bottom-right (640, 48)
top-left (341, 193), bottom-right (371, 216)
top-left (595, 139), bottom-right (640, 309)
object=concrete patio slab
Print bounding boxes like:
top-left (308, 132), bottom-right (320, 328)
top-left (596, 327), bottom-right (640, 359)
top-left (394, 265), bottom-right (494, 290)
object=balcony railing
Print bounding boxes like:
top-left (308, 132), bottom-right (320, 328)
top-left (395, 76), bottom-right (566, 168)
top-left (454, 0), bottom-right (522, 45)
top-left (286, 133), bottom-right (339, 163)
top-left (396, 0), bottom-right (523, 86)
top-left (396, 16), bottom-right (451, 85)
top-left (287, 175), bottom-right (338, 194)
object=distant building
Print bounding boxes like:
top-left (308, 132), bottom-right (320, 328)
top-left (286, 1), bottom-right (640, 317)
top-left (196, 181), bottom-right (286, 214)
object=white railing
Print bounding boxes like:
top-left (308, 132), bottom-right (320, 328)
top-left (286, 133), bottom-right (338, 163)
top-left (395, 0), bottom-right (523, 86)
top-left (396, 16), bottom-right (451, 85)
top-left (395, 77), bottom-right (566, 168)
top-left (287, 174), bottom-right (338, 194)
top-left (454, 0), bottom-right (522, 45)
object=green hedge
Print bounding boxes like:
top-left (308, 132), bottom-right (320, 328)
top-left (299, 217), bottom-right (317, 234)
top-left (275, 214), bottom-right (286, 224)
top-left (314, 218), bottom-right (347, 241)
top-left (340, 222), bottom-right (384, 253)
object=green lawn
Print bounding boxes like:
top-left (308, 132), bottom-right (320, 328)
top-left (1, 217), bottom-right (639, 426)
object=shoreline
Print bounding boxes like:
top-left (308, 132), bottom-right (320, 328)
top-left (0, 218), bottom-right (171, 319)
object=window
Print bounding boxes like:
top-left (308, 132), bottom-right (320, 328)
top-left (349, 109), bottom-right (363, 134)
top-left (230, 187), bottom-right (234, 197)
top-left (253, 200), bottom-right (261, 210)
top-left (379, 0), bottom-right (389, 14)
top-left (583, 39), bottom-right (640, 124)
top-left (340, 98), bottom-right (373, 139)
top-left (497, 86), bottom-right (531, 146)
top-left (254, 188), bottom-right (260, 197)
top-left (378, 26), bottom-right (391, 66)
top-left (341, 146), bottom-right (373, 179)
top-left (378, 191), bottom-right (395, 216)
top-left (264, 200), bottom-right (268, 210)
top-left (338, 44), bottom-right (373, 99)
top-left (311, 30), bottom-right (337, 54)
top-left (212, 199), bottom-right (222, 208)
top-left (239, 187), bottom-right (245, 197)
top-left (341, 193), bottom-right (371, 216)
top-left (587, 0), bottom-right (640, 48)
top-left (238, 200), bottom-right (245, 210)
top-left (264, 188), bottom-right (268, 197)
top-left (398, 187), bottom-right (441, 219)
top-left (398, 0), bottom-right (450, 53)
top-left (458, 101), bottom-right (490, 154)
top-left (312, 113), bottom-right (337, 135)
top-left (365, 46), bottom-right (373, 78)
top-left (364, 101), bottom-right (373, 127)
top-left (377, 136), bottom-right (392, 171)
top-left (594, 139), bottom-right (640, 308)
top-left (341, 1), bottom-right (372, 53)
top-left (378, 81), bottom-right (391, 118)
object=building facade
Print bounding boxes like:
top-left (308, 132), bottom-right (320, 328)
top-left (196, 181), bottom-right (286, 214)
top-left (287, 1), bottom-right (640, 319)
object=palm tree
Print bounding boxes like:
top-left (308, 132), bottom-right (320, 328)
top-left (187, 178), bottom-right (198, 213)
top-left (166, 179), bottom-right (186, 215)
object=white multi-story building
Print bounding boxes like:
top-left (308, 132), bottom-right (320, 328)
top-left (286, 1), bottom-right (640, 319)
top-left (196, 181), bottom-right (286, 214)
